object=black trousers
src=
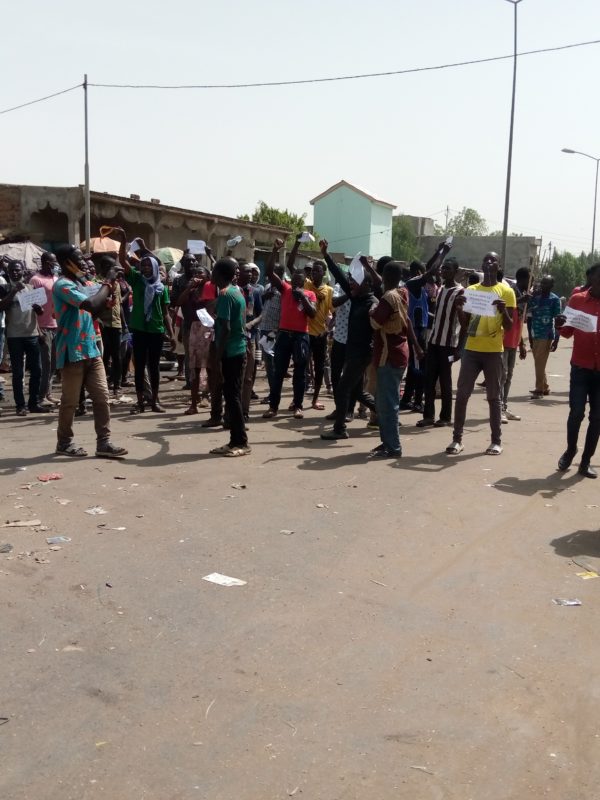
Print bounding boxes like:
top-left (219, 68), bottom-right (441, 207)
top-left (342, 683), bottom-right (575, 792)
top-left (309, 333), bottom-right (328, 398)
top-left (222, 354), bottom-right (248, 448)
top-left (334, 351), bottom-right (375, 432)
top-left (132, 330), bottom-right (163, 397)
top-left (401, 327), bottom-right (426, 406)
top-left (101, 326), bottom-right (122, 391)
top-left (423, 343), bottom-right (455, 422)
top-left (567, 364), bottom-right (600, 464)
top-left (330, 340), bottom-right (346, 392)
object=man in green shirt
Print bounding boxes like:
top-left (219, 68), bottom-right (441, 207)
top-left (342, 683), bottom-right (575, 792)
top-left (209, 257), bottom-right (250, 457)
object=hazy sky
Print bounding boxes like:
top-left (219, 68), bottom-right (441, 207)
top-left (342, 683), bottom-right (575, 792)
top-left (2, 0), bottom-right (599, 256)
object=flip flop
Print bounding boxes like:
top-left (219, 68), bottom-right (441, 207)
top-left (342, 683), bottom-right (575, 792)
top-left (223, 446), bottom-right (252, 457)
top-left (311, 403), bottom-right (325, 411)
top-left (210, 445), bottom-right (233, 455)
top-left (56, 443), bottom-right (88, 457)
top-left (485, 443), bottom-right (503, 456)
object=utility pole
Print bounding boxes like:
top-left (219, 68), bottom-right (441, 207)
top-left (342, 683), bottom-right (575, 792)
top-left (83, 74), bottom-right (91, 251)
top-left (445, 205), bottom-right (450, 233)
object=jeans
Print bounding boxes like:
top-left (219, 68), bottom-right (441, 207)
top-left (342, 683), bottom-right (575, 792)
top-left (334, 351), bottom-right (375, 432)
top-left (0, 328), bottom-right (4, 399)
top-left (101, 326), bottom-right (122, 392)
top-left (270, 331), bottom-right (310, 411)
top-left (502, 347), bottom-right (517, 411)
top-left (309, 333), bottom-right (328, 401)
top-left (222, 354), bottom-right (248, 448)
top-left (260, 331), bottom-right (277, 401)
top-left (566, 364), bottom-right (600, 464)
top-left (57, 357), bottom-right (111, 446)
top-left (453, 349), bottom-right (504, 446)
top-left (241, 339), bottom-right (256, 416)
top-left (423, 343), bottom-right (455, 422)
top-left (376, 364), bottom-right (405, 453)
top-left (7, 336), bottom-right (41, 410)
top-left (531, 338), bottom-right (552, 393)
top-left (132, 330), bottom-right (163, 398)
top-left (38, 327), bottom-right (57, 400)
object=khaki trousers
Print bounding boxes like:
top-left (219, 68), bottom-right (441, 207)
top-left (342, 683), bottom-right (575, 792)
top-left (531, 338), bottom-right (552, 393)
top-left (57, 357), bottom-right (111, 446)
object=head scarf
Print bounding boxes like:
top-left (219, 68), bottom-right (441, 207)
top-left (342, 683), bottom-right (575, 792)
top-left (141, 256), bottom-right (164, 321)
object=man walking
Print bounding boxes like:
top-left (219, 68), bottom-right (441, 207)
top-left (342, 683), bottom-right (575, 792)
top-left (556, 262), bottom-right (600, 478)
top-left (30, 251), bottom-right (58, 405)
top-left (528, 275), bottom-right (561, 398)
top-left (501, 266), bottom-right (530, 422)
top-left (446, 252), bottom-right (516, 456)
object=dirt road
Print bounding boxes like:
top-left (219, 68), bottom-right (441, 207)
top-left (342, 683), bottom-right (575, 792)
top-left (1, 344), bottom-right (599, 800)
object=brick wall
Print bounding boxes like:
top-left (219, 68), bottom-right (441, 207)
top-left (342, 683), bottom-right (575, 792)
top-left (0, 184), bottom-right (22, 234)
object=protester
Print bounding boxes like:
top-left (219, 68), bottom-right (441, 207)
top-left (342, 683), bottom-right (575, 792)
top-left (262, 237), bottom-right (316, 420)
top-left (369, 260), bottom-right (415, 457)
top-left (122, 236), bottom-right (176, 414)
top-left (53, 245), bottom-right (127, 458)
top-left (446, 252), bottom-right (516, 456)
top-left (178, 267), bottom-right (213, 415)
top-left (555, 262), bottom-right (600, 478)
top-left (258, 263), bottom-right (285, 405)
top-left (0, 267), bottom-right (6, 408)
top-left (30, 251), bottom-right (58, 405)
top-left (96, 255), bottom-right (124, 402)
top-left (400, 261), bottom-right (429, 413)
top-left (305, 259), bottom-right (333, 410)
top-left (500, 266), bottom-right (530, 422)
top-left (527, 275), bottom-right (561, 398)
top-left (0, 260), bottom-right (49, 416)
top-left (171, 252), bottom-right (200, 389)
top-left (417, 256), bottom-right (464, 428)
top-left (237, 262), bottom-right (263, 419)
top-left (209, 257), bottom-right (251, 457)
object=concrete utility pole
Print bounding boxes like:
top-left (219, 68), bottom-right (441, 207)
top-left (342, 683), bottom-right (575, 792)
top-left (83, 74), bottom-right (91, 251)
top-left (501, 0), bottom-right (523, 273)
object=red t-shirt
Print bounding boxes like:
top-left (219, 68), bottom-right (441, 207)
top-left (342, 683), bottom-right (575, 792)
top-left (503, 306), bottom-right (522, 349)
top-left (201, 281), bottom-right (217, 301)
top-left (279, 282), bottom-right (316, 333)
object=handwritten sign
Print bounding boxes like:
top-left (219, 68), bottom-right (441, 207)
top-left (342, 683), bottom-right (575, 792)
top-left (17, 287), bottom-right (47, 312)
top-left (462, 288), bottom-right (497, 318)
top-left (564, 305), bottom-right (598, 333)
top-left (81, 284), bottom-right (102, 298)
top-left (299, 231), bottom-right (315, 244)
top-left (187, 240), bottom-right (206, 255)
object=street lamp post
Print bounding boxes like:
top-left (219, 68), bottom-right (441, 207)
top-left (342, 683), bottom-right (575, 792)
top-left (501, 0), bottom-right (523, 274)
top-left (562, 148), bottom-right (600, 257)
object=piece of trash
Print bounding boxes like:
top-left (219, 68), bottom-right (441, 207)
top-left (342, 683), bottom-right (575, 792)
top-left (49, 546), bottom-right (61, 551)
top-left (288, 787), bottom-right (300, 797)
top-left (222, 495), bottom-right (236, 500)
top-left (113, 476), bottom-right (126, 480)
top-left (586, 504), bottom-right (599, 509)
top-left (0, 718), bottom-right (9, 725)
top-left (55, 498), bottom-right (71, 506)
top-left (192, 741), bottom-right (203, 746)
top-left (576, 571), bottom-right (599, 580)
top-left (316, 503), bottom-right (328, 509)
top-left (62, 645), bottom-right (84, 652)
top-left (109, 527), bottom-right (126, 531)
top-left (85, 506), bottom-right (107, 515)
top-left (46, 536), bottom-right (71, 545)
top-left (2, 519), bottom-right (42, 528)
top-left (37, 473), bottom-right (63, 482)
top-left (17, 467), bottom-right (27, 471)
top-left (552, 598), bottom-right (582, 606)
top-left (544, 503), bottom-right (553, 508)
top-left (136, 514), bottom-right (144, 518)
top-left (231, 483), bottom-right (246, 490)
top-left (205, 699), bottom-right (216, 718)
top-left (202, 572), bottom-right (247, 587)
top-left (95, 741), bottom-right (108, 748)
top-left (280, 529), bottom-right (295, 535)
top-left (105, 582), bottom-right (113, 588)
top-left (0, 543), bottom-right (13, 553)
top-left (410, 765), bottom-right (434, 775)
top-left (369, 579), bottom-right (388, 587)
top-left (34, 556), bottom-right (50, 564)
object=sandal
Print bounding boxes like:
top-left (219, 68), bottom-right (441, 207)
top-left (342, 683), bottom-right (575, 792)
top-left (485, 443), bottom-right (503, 456)
top-left (311, 402), bottom-right (325, 411)
top-left (210, 445), bottom-right (233, 455)
top-left (184, 406), bottom-right (199, 416)
top-left (293, 408), bottom-right (304, 419)
top-left (223, 446), bottom-right (252, 457)
top-left (446, 441), bottom-right (464, 455)
top-left (16, 408), bottom-right (28, 417)
top-left (56, 443), bottom-right (88, 457)
top-left (262, 409), bottom-right (278, 419)
top-left (95, 442), bottom-right (128, 459)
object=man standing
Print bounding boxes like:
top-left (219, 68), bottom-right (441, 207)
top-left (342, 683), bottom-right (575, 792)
top-left (262, 237), bottom-right (316, 420)
top-left (258, 263), bottom-right (285, 406)
top-left (0, 260), bottom-right (48, 416)
top-left (528, 275), bottom-right (561, 398)
top-left (555, 262), bottom-right (600, 478)
top-left (209, 257), bottom-right (251, 457)
top-left (171, 252), bottom-right (199, 389)
top-left (446, 252), bottom-right (516, 456)
top-left (400, 261), bottom-right (430, 413)
top-left (30, 251), bottom-right (58, 405)
top-left (501, 267), bottom-right (530, 422)
top-left (417, 256), bottom-right (464, 428)
top-left (305, 259), bottom-right (333, 411)
top-left (96, 255), bottom-right (123, 402)
top-left (237, 263), bottom-right (263, 420)
top-left (53, 245), bottom-right (127, 458)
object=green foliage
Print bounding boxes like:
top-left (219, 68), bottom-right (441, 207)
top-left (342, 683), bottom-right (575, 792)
top-left (446, 207), bottom-right (488, 236)
top-left (547, 250), bottom-right (592, 296)
top-left (238, 201), bottom-right (305, 242)
top-left (391, 215), bottom-right (424, 262)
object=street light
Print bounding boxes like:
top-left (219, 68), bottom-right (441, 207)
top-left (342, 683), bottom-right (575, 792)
top-left (561, 147), bottom-right (600, 257)
top-left (500, 0), bottom-right (523, 274)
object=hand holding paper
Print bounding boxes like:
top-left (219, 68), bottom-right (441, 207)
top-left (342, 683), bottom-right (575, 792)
top-left (564, 305), bottom-right (598, 333)
top-left (17, 287), bottom-right (47, 312)
top-left (462, 289), bottom-right (497, 318)
top-left (187, 239), bottom-right (206, 256)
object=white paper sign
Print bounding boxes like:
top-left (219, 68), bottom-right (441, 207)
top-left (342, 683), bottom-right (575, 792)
top-left (349, 252), bottom-right (365, 286)
top-left (259, 334), bottom-right (275, 356)
top-left (129, 240), bottom-right (141, 254)
top-left (202, 572), bottom-right (247, 587)
top-left (81, 284), bottom-right (102, 298)
top-left (227, 235), bottom-right (243, 248)
top-left (564, 305), bottom-right (598, 333)
top-left (196, 308), bottom-right (214, 327)
top-left (462, 288), bottom-right (497, 318)
top-left (299, 231), bottom-right (315, 243)
top-left (17, 287), bottom-right (47, 311)
top-left (187, 239), bottom-right (206, 255)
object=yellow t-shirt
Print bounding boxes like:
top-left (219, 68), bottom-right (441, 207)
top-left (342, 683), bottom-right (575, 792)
top-left (305, 280), bottom-right (333, 336)
top-left (465, 282), bottom-right (516, 353)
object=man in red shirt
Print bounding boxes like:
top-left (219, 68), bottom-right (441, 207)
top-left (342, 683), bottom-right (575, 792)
top-left (556, 262), bottom-right (600, 478)
top-left (262, 237), bottom-right (316, 419)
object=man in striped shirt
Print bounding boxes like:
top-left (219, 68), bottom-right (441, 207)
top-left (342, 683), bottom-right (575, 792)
top-left (417, 257), bottom-right (464, 428)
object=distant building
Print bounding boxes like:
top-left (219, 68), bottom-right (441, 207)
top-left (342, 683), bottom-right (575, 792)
top-left (398, 214), bottom-right (436, 237)
top-left (310, 180), bottom-right (396, 260)
top-left (417, 234), bottom-right (541, 275)
top-left (0, 183), bottom-right (289, 263)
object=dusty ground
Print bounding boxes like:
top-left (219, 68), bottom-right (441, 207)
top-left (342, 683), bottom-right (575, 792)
top-left (1, 344), bottom-right (600, 800)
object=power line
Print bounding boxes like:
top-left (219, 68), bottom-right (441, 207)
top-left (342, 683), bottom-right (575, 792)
top-left (88, 38), bottom-right (600, 90)
top-left (0, 83), bottom-right (82, 116)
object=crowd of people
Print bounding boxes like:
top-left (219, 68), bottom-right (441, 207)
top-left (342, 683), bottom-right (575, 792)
top-left (0, 228), bottom-right (599, 476)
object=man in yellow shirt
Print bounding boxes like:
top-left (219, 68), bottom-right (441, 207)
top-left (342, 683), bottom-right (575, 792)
top-left (305, 260), bottom-right (333, 410)
top-left (446, 252), bottom-right (516, 456)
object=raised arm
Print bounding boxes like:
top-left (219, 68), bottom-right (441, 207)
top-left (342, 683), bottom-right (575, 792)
top-left (286, 233), bottom-right (302, 272)
top-left (319, 239), bottom-right (351, 296)
top-left (360, 255), bottom-right (382, 293)
top-left (265, 239), bottom-right (285, 291)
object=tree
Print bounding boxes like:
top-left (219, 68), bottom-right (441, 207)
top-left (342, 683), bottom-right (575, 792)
top-left (391, 215), bottom-right (424, 262)
top-left (547, 250), bottom-right (587, 296)
top-left (446, 207), bottom-right (488, 236)
top-left (238, 201), bottom-right (306, 243)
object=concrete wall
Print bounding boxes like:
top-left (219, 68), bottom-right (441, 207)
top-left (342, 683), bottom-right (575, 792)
top-left (370, 202), bottom-right (393, 260)
top-left (417, 234), bottom-right (540, 274)
top-left (313, 184), bottom-right (372, 258)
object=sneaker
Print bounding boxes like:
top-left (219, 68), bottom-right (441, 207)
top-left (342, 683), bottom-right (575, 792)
top-left (201, 418), bottom-right (223, 428)
top-left (416, 418), bottom-right (435, 428)
top-left (368, 444), bottom-right (401, 458)
top-left (320, 429), bottom-right (349, 440)
top-left (505, 410), bottom-right (521, 421)
top-left (501, 413), bottom-right (508, 424)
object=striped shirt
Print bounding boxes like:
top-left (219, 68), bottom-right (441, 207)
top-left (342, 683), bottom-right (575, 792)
top-left (429, 283), bottom-right (464, 348)
top-left (260, 283), bottom-right (282, 332)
